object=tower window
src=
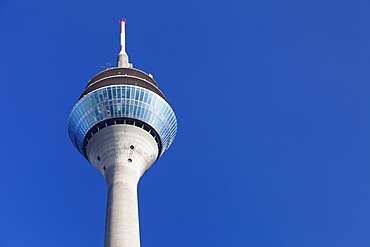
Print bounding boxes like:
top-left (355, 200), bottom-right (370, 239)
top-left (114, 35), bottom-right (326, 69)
top-left (130, 145), bottom-right (134, 150)
top-left (128, 158), bottom-right (132, 163)
top-left (97, 156), bottom-right (101, 161)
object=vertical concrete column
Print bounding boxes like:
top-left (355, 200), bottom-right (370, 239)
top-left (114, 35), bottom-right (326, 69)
top-left (104, 164), bottom-right (141, 247)
top-left (85, 125), bottom-right (159, 247)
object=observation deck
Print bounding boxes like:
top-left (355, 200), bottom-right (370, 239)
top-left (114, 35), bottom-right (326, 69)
top-left (67, 67), bottom-right (177, 160)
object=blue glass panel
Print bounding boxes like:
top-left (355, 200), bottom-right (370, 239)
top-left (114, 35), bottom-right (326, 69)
top-left (68, 85), bottom-right (177, 157)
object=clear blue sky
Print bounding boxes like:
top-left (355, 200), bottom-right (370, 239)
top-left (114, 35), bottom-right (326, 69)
top-left (0, 0), bottom-right (370, 246)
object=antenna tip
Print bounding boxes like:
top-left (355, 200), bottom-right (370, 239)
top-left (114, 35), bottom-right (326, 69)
top-left (119, 18), bottom-right (127, 23)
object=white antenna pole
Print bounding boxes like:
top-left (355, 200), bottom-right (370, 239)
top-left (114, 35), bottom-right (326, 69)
top-left (118, 19), bottom-right (130, 68)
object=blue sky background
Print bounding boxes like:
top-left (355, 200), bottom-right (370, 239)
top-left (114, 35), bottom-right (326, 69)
top-left (0, 0), bottom-right (370, 246)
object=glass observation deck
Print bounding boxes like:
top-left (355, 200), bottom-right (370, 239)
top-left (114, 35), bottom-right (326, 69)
top-left (68, 85), bottom-right (177, 158)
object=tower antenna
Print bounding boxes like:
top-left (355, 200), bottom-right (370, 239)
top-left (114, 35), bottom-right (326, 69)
top-left (117, 18), bottom-right (131, 68)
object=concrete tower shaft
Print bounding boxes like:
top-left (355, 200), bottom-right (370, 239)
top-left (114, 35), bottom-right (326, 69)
top-left (86, 125), bottom-right (158, 247)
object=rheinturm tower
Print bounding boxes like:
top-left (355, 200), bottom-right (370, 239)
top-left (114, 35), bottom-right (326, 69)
top-left (67, 19), bottom-right (177, 247)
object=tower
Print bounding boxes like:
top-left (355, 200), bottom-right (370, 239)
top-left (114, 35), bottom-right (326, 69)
top-left (67, 19), bottom-right (177, 247)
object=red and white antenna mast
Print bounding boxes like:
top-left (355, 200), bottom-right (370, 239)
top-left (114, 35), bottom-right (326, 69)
top-left (117, 18), bottom-right (131, 68)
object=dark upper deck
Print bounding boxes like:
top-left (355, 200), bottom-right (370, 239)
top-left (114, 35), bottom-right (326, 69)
top-left (79, 67), bottom-right (166, 100)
